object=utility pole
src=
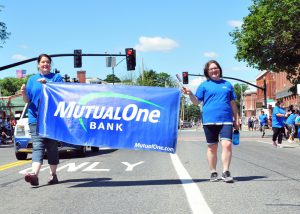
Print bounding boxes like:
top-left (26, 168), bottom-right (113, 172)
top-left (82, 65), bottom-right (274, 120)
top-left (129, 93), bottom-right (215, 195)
top-left (142, 57), bottom-right (144, 82)
top-left (240, 84), bottom-right (244, 124)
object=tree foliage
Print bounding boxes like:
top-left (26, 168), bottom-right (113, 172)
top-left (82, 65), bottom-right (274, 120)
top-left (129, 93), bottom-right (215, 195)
top-left (230, 0), bottom-right (300, 88)
top-left (104, 74), bottom-right (121, 83)
top-left (185, 104), bottom-right (201, 123)
top-left (136, 70), bottom-right (177, 87)
top-left (0, 77), bottom-right (24, 96)
top-left (0, 74), bottom-right (33, 96)
top-left (0, 5), bottom-right (10, 48)
top-left (233, 83), bottom-right (249, 114)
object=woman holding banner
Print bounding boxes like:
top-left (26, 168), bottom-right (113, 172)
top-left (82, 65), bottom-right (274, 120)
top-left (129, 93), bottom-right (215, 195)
top-left (21, 54), bottom-right (63, 186)
top-left (182, 60), bottom-right (239, 183)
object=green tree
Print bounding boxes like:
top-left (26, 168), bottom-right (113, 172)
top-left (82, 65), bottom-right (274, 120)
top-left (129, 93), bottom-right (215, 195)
top-left (136, 69), bottom-right (177, 87)
top-left (0, 77), bottom-right (25, 96)
top-left (136, 70), bottom-right (158, 86)
top-left (230, 0), bottom-right (300, 89)
top-left (0, 5), bottom-right (10, 48)
top-left (104, 74), bottom-right (121, 83)
top-left (185, 104), bottom-right (201, 123)
top-left (233, 83), bottom-right (249, 114)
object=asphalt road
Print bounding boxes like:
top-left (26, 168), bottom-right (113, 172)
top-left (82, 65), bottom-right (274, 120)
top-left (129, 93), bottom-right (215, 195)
top-left (0, 128), bottom-right (299, 214)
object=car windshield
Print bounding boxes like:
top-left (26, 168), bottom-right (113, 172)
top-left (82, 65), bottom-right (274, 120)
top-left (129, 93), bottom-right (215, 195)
top-left (20, 104), bottom-right (28, 119)
top-left (24, 108), bottom-right (28, 118)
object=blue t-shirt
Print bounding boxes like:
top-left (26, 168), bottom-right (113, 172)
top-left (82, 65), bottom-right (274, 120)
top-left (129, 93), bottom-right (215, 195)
top-left (26, 73), bottom-right (63, 124)
top-left (272, 106), bottom-right (286, 128)
top-left (195, 79), bottom-right (236, 125)
top-left (285, 113), bottom-right (297, 125)
top-left (259, 114), bottom-right (268, 126)
top-left (295, 116), bottom-right (300, 133)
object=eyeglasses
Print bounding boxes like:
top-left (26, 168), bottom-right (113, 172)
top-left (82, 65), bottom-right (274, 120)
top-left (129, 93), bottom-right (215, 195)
top-left (208, 67), bottom-right (220, 71)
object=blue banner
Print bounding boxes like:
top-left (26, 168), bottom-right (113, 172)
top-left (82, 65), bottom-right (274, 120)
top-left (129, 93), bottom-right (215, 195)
top-left (38, 83), bottom-right (180, 153)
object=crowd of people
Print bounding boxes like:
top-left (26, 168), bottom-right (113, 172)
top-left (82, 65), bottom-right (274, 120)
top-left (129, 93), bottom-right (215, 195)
top-left (0, 113), bottom-right (14, 144)
top-left (244, 104), bottom-right (300, 147)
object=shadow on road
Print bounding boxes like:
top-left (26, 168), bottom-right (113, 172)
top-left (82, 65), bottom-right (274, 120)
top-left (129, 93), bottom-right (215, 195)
top-left (39, 178), bottom-right (209, 188)
top-left (234, 175), bottom-right (267, 182)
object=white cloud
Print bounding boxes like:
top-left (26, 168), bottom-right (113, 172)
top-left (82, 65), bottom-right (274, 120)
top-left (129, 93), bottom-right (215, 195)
top-left (135, 36), bottom-right (179, 52)
top-left (20, 44), bottom-right (29, 49)
top-left (228, 20), bottom-right (243, 28)
top-left (12, 54), bottom-right (28, 61)
top-left (203, 52), bottom-right (218, 58)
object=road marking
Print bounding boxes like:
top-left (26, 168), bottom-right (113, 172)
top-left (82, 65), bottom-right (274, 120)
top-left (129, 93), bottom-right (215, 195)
top-left (170, 153), bottom-right (212, 214)
top-left (121, 161), bottom-right (144, 171)
top-left (0, 160), bottom-right (31, 171)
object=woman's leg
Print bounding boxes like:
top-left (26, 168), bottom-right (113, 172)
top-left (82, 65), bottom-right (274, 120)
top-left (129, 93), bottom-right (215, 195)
top-left (29, 124), bottom-right (44, 175)
top-left (221, 140), bottom-right (232, 172)
top-left (207, 144), bottom-right (218, 172)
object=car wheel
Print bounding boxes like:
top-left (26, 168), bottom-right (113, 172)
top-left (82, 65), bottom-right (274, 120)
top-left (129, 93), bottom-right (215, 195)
top-left (15, 152), bottom-right (28, 160)
top-left (78, 146), bottom-right (87, 157)
top-left (91, 147), bottom-right (100, 152)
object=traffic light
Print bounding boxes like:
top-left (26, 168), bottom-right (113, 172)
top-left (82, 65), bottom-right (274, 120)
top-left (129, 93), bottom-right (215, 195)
top-left (74, 49), bottom-right (82, 68)
top-left (125, 48), bottom-right (136, 71)
top-left (182, 72), bottom-right (189, 84)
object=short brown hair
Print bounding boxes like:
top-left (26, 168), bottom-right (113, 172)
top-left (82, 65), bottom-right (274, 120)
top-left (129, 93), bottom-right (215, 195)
top-left (203, 60), bottom-right (223, 79)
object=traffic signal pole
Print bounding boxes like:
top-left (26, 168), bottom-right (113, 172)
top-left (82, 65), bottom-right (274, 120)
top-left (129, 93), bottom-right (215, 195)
top-left (0, 53), bottom-right (127, 72)
top-left (186, 73), bottom-right (267, 108)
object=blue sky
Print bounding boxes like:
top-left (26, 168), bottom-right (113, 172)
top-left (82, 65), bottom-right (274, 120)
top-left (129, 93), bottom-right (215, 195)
top-left (0, 0), bottom-right (260, 89)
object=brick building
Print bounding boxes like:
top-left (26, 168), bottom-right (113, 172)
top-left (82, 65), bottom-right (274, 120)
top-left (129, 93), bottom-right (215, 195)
top-left (244, 70), bottom-right (299, 119)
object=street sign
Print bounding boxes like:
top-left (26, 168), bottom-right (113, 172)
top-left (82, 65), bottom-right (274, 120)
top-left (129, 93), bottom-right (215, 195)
top-left (106, 57), bottom-right (116, 67)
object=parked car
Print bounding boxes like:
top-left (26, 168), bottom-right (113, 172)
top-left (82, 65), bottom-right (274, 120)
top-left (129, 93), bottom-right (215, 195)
top-left (14, 104), bottom-right (99, 160)
top-left (183, 121), bottom-right (192, 128)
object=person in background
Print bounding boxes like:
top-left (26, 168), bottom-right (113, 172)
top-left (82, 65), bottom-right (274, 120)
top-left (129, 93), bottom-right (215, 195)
top-left (0, 113), bottom-right (7, 144)
top-left (272, 100), bottom-right (289, 148)
top-left (259, 110), bottom-right (268, 138)
top-left (294, 110), bottom-right (300, 144)
top-left (4, 117), bottom-right (13, 139)
top-left (21, 54), bottom-right (63, 186)
top-left (253, 116), bottom-right (259, 131)
top-left (248, 117), bottom-right (253, 131)
top-left (239, 117), bottom-right (242, 130)
top-left (286, 109), bottom-right (297, 143)
top-left (182, 60), bottom-right (239, 183)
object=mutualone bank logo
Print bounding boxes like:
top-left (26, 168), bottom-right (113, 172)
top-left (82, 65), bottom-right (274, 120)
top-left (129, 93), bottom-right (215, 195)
top-left (53, 92), bottom-right (165, 132)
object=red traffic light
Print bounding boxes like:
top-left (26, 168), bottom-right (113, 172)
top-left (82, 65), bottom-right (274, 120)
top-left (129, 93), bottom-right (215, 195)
top-left (126, 49), bottom-right (133, 55)
top-left (182, 71), bottom-right (189, 84)
top-left (125, 48), bottom-right (136, 71)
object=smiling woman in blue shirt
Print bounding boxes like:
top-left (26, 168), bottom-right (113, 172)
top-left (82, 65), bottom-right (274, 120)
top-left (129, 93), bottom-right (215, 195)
top-left (182, 60), bottom-right (239, 183)
top-left (21, 54), bottom-right (63, 186)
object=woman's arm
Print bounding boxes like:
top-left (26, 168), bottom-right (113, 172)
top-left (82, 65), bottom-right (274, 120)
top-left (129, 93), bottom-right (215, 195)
top-left (230, 100), bottom-right (239, 130)
top-left (182, 87), bottom-right (200, 106)
top-left (20, 84), bottom-right (30, 103)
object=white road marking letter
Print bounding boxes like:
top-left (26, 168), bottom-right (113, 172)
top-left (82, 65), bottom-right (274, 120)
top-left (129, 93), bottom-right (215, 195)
top-left (121, 161), bottom-right (144, 171)
top-left (57, 162), bottom-right (90, 172)
top-left (82, 162), bottom-right (110, 172)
